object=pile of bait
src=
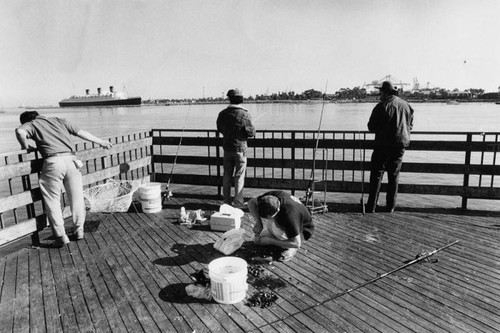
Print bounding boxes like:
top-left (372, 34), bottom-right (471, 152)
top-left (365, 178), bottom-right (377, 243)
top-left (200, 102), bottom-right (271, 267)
top-left (246, 291), bottom-right (279, 308)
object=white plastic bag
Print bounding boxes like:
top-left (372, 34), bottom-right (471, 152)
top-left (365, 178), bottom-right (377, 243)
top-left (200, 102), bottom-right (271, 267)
top-left (185, 284), bottom-right (212, 300)
top-left (179, 207), bottom-right (208, 225)
top-left (213, 228), bottom-right (246, 255)
top-left (219, 204), bottom-right (244, 217)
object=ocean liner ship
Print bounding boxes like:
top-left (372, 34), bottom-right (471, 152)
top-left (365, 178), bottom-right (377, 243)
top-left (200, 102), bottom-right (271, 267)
top-left (59, 86), bottom-right (141, 107)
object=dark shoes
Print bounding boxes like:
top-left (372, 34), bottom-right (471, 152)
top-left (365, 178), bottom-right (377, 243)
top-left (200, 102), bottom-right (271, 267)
top-left (69, 229), bottom-right (84, 241)
top-left (364, 206), bottom-right (395, 213)
top-left (50, 235), bottom-right (70, 248)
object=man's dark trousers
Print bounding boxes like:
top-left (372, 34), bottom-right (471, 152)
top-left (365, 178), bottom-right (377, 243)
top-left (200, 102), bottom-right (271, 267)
top-left (366, 147), bottom-right (405, 212)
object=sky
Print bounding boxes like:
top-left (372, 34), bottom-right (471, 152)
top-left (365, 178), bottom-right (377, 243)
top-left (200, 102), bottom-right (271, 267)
top-left (1, 0), bottom-right (499, 106)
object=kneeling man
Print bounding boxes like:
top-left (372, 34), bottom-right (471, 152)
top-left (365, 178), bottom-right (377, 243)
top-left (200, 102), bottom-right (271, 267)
top-left (248, 191), bottom-right (314, 262)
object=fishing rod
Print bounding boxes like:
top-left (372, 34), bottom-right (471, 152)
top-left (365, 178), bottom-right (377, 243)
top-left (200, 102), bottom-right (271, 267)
top-left (305, 81), bottom-right (328, 209)
top-left (162, 103), bottom-right (192, 202)
top-left (358, 131), bottom-right (365, 214)
top-left (332, 240), bottom-right (459, 300)
top-left (261, 239), bottom-right (459, 328)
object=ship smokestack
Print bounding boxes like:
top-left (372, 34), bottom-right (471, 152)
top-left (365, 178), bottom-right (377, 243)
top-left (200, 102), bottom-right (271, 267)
top-left (109, 86), bottom-right (114, 93)
top-left (97, 87), bottom-right (101, 95)
top-left (86, 89), bottom-right (89, 95)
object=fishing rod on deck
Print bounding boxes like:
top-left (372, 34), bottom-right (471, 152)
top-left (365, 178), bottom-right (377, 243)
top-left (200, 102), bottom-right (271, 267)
top-left (332, 240), bottom-right (459, 300)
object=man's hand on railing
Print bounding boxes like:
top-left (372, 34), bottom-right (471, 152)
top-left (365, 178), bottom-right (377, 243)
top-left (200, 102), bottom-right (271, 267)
top-left (99, 140), bottom-right (113, 150)
top-left (26, 145), bottom-right (37, 153)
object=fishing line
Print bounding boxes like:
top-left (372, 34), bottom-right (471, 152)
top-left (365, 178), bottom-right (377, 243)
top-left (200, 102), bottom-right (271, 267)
top-left (305, 80), bottom-right (329, 212)
top-left (309, 80), bottom-right (328, 179)
top-left (359, 130), bottom-right (366, 214)
top-left (166, 103), bottom-right (192, 189)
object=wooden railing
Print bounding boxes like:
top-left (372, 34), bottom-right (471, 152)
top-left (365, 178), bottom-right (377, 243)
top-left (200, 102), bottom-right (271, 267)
top-left (0, 131), bottom-right (152, 246)
top-left (2, 128), bottom-right (499, 246)
top-left (152, 129), bottom-right (500, 208)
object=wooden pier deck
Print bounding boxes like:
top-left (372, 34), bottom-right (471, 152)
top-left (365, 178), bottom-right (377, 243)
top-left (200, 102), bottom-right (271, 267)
top-left (1, 193), bottom-right (499, 333)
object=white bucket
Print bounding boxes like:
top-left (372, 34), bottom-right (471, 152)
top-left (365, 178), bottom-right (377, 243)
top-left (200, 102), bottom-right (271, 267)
top-left (142, 205), bottom-right (162, 214)
top-left (208, 257), bottom-right (248, 304)
top-left (139, 182), bottom-right (162, 200)
top-left (139, 182), bottom-right (162, 213)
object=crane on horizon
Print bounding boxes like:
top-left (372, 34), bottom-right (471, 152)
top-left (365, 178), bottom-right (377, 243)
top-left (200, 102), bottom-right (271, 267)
top-left (365, 75), bottom-right (410, 91)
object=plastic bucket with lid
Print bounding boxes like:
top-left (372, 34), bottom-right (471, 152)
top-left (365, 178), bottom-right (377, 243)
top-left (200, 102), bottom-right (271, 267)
top-left (139, 182), bottom-right (162, 200)
top-left (139, 182), bottom-right (162, 213)
top-left (208, 257), bottom-right (248, 304)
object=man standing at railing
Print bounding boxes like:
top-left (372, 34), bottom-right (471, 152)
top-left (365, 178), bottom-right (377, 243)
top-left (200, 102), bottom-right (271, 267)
top-left (15, 111), bottom-right (112, 247)
top-left (216, 88), bottom-right (256, 208)
top-left (366, 81), bottom-right (414, 213)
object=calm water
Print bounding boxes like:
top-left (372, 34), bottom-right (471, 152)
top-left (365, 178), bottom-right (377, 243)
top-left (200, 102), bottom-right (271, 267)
top-left (1, 102), bottom-right (499, 210)
top-left (1, 102), bottom-right (499, 153)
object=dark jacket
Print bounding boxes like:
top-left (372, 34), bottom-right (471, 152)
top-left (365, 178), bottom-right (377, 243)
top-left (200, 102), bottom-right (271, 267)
top-left (368, 95), bottom-right (414, 148)
top-left (216, 105), bottom-right (256, 152)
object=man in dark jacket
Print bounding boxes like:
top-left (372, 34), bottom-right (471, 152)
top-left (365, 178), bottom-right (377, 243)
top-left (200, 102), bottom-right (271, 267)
top-left (216, 89), bottom-right (256, 207)
top-left (366, 81), bottom-right (414, 213)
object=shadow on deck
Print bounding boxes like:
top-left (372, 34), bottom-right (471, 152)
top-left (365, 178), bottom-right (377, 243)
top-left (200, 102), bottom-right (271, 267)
top-left (1, 194), bottom-right (499, 332)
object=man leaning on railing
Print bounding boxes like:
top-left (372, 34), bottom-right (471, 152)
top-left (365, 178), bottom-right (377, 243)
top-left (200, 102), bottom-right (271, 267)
top-left (15, 111), bottom-right (112, 247)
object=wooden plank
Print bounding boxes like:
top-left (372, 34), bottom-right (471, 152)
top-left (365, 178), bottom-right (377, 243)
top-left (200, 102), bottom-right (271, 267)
top-left (76, 233), bottom-right (128, 332)
top-left (125, 215), bottom-right (236, 333)
top-left (13, 249), bottom-right (30, 332)
top-left (351, 213), bottom-right (500, 292)
top-left (38, 249), bottom-right (63, 332)
top-left (0, 137), bottom-right (151, 181)
top-left (84, 230), bottom-right (148, 332)
top-left (58, 246), bottom-right (95, 332)
top-left (0, 190), bottom-right (42, 213)
top-left (1, 193), bottom-right (500, 332)
top-left (105, 214), bottom-right (201, 332)
top-left (138, 212), bottom-right (281, 327)
top-left (81, 156), bottom-right (151, 185)
top-left (0, 159), bottom-right (42, 181)
top-left (66, 241), bottom-right (112, 332)
top-left (304, 306), bottom-right (364, 333)
top-left (0, 255), bottom-right (17, 332)
top-left (48, 248), bottom-right (79, 332)
top-left (286, 313), bottom-right (330, 333)
top-left (0, 256), bottom-right (6, 300)
top-left (0, 219), bottom-right (37, 245)
top-left (317, 214), bottom-right (500, 332)
top-left (141, 210), bottom-right (316, 321)
top-left (138, 212), bottom-right (260, 331)
top-left (114, 215), bottom-right (217, 332)
top-left (97, 214), bottom-right (178, 332)
top-left (75, 137), bottom-right (152, 161)
top-left (282, 217), bottom-right (466, 332)
top-left (104, 214), bottom-right (192, 332)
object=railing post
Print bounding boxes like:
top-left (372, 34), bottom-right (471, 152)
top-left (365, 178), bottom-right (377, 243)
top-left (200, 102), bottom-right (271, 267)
top-left (149, 130), bottom-right (155, 182)
top-left (462, 133), bottom-right (472, 210)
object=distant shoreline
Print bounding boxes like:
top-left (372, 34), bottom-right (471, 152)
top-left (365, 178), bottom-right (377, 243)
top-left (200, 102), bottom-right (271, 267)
top-left (150, 98), bottom-right (500, 106)
top-left (10, 98), bottom-right (500, 109)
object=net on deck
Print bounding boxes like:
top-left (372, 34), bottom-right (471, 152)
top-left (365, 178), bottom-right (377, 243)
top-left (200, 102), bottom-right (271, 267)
top-left (83, 179), bottom-right (140, 213)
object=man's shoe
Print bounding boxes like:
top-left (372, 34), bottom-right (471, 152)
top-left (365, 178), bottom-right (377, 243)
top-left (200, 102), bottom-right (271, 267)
top-left (51, 235), bottom-right (70, 248)
top-left (278, 248), bottom-right (298, 262)
top-left (70, 229), bottom-right (84, 241)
